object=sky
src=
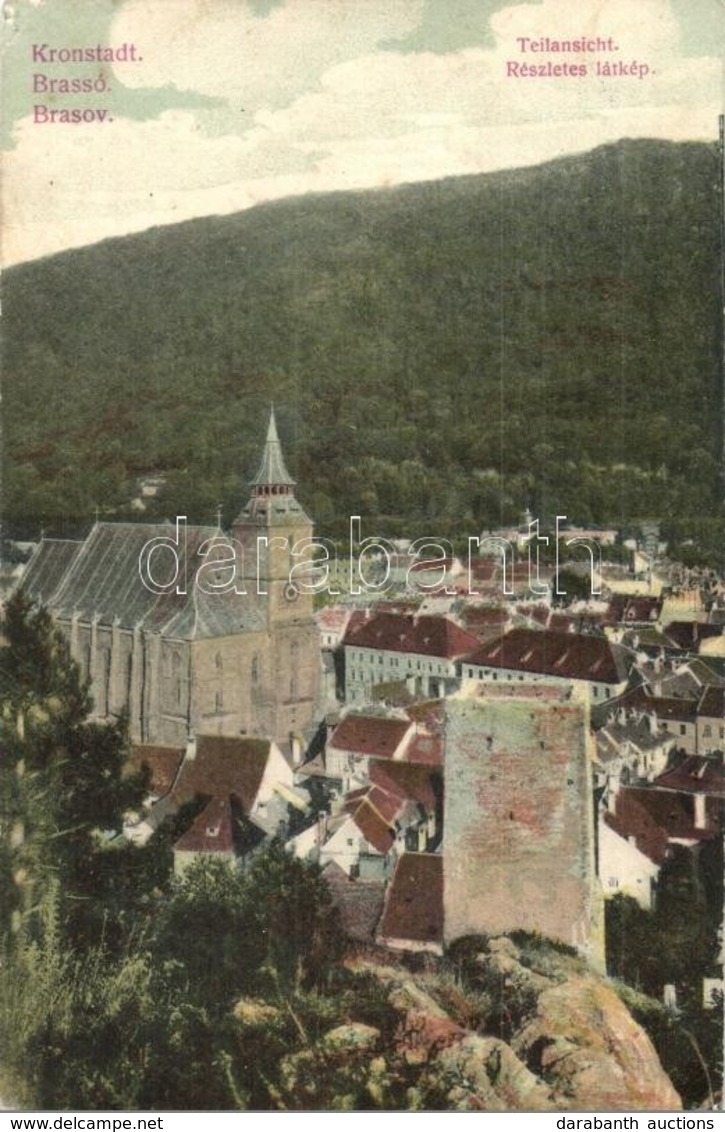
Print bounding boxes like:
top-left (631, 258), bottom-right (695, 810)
top-left (2, 0), bottom-right (723, 265)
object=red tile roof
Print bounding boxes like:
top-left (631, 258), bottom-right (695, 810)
top-left (172, 735), bottom-right (271, 813)
top-left (604, 785), bottom-right (719, 865)
top-left (698, 685), bottom-right (725, 720)
top-left (653, 756), bottom-right (725, 798)
top-left (604, 789), bottom-right (682, 865)
top-left (607, 595), bottom-right (663, 624)
top-left (342, 759), bottom-right (440, 854)
top-left (369, 761), bottom-right (439, 812)
top-left (660, 622), bottom-right (722, 650)
top-left (328, 715), bottom-right (410, 759)
top-left (613, 685), bottom-right (697, 723)
top-left (173, 796), bottom-right (235, 855)
top-left (366, 784), bottom-right (404, 824)
top-left (129, 743), bottom-right (184, 796)
top-left (379, 854), bottom-right (443, 945)
top-left (345, 612), bottom-right (479, 659)
top-left (352, 799), bottom-right (396, 854)
top-left (465, 627), bottom-right (631, 685)
top-left (468, 559), bottom-right (498, 582)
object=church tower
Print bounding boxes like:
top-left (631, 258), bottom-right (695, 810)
top-left (232, 408), bottom-right (320, 740)
top-left (232, 408), bottom-right (314, 623)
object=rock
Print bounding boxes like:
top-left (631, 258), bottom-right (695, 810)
top-left (321, 1023), bottom-right (381, 1054)
top-left (429, 1035), bottom-right (553, 1111)
top-left (397, 1010), bottom-right (466, 1065)
top-left (513, 975), bottom-right (682, 1111)
top-left (348, 960), bottom-right (450, 1019)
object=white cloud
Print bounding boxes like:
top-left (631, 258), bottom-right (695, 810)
top-left (109, 0), bottom-right (422, 107)
top-left (3, 0), bottom-right (721, 265)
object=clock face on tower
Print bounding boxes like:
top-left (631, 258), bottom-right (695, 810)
top-left (284, 582), bottom-right (300, 603)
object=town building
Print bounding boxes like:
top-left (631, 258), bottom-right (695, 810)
top-left (460, 627), bottom-right (633, 704)
top-left (343, 611), bottom-right (479, 703)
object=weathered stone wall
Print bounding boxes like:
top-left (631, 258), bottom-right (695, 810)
top-left (443, 683), bottom-right (603, 967)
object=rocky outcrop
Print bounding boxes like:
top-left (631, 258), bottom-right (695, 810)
top-left (513, 975), bottom-right (682, 1111)
top-left (339, 937), bottom-right (682, 1111)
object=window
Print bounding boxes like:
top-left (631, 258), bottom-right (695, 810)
top-left (251, 655), bottom-right (259, 683)
top-left (679, 724), bottom-right (686, 736)
top-left (215, 692), bottom-right (224, 713)
top-left (703, 724), bottom-right (712, 738)
top-left (215, 652), bottom-right (223, 671)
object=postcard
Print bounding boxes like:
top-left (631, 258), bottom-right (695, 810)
top-left (1, 0), bottom-right (723, 1116)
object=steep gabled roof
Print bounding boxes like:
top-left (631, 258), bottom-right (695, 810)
top-left (351, 798), bottom-right (396, 854)
top-left (654, 756), bottom-right (725, 798)
top-left (328, 715), bottom-right (410, 759)
top-left (604, 784), bottom-right (719, 864)
top-left (369, 761), bottom-right (439, 811)
top-left (606, 595), bottom-right (663, 624)
top-left (172, 735), bottom-right (272, 813)
top-left (378, 853), bottom-right (443, 945)
top-left (610, 685), bottom-right (697, 724)
top-left (20, 538), bottom-right (82, 603)
top-left (129, 743), bottom-right (185, 796)
top-left (660, 622), bottom-right (722, 651)
top-left (19, 522), bottom-right (263, 639)
top-left (173, 796), bottom-right (235, 854)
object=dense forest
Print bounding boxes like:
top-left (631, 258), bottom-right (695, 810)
top-left (3, 138), bottom-right (722, 543)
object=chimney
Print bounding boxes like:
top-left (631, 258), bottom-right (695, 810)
top-left (694, 793), bottom-right (707, 830)
top-left (317, 809), bottom-right (329, 844)
top-left (289, 731), bottom-right (303, 767)
top-left (185, 732), bottom-right (197, 761)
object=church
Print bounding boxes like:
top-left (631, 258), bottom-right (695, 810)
top-left (19, 411), bottom-right (321, 747)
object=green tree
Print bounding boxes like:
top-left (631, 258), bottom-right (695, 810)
top-left (0, 591), bottom-right (147, 951)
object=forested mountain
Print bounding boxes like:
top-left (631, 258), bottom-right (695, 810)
top-left (4, 138), bottom-right (721, 540)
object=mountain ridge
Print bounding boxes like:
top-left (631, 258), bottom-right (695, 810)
top-left (4, 137), bottom-right (721, 539)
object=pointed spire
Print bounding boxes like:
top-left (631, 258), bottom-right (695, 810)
top-left (251, 406), bottom-right (296, 490)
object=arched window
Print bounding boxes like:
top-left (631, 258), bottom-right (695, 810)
top-left (251, 655), bottom-right (259, 683)
top-left (215, 652), bottom-right (223, 672)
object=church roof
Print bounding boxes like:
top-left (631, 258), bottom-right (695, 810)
top-left (20, 538), bottom-right (82, 603)
top-left (251, 408), bottom-right (295, 487)
top-left (19, 522), bottom-right (264, 639)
